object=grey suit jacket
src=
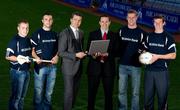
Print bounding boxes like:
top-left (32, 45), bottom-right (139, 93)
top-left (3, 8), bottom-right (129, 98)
top-left (58, 27), bottom-right (83, 75)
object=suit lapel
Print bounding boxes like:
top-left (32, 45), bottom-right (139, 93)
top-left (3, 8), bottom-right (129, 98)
top-left (107, 31), bottom-right (110, 40)
top-left (97, 29), bottom-right (103, 40)
top-left (68, 27), bottom-right (76, 39)
top-left (68, 27), bottom-right (82, 52)
top-left (68, 27), bottom-right (83, 41)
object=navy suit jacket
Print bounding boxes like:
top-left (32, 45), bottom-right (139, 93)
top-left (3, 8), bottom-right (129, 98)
top-left (87, 29), bottom-right (118, 76)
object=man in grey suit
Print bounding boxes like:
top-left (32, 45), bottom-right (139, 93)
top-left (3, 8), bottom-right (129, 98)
top-left (58, 12), bottom-right (86, 110)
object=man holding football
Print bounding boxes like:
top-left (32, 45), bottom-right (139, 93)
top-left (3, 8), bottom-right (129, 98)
top-left (143, 15), bottom-right (176, 110)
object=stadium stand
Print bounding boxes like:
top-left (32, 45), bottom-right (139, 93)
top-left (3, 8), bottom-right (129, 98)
top-left (60, 0), bottom-right (180, 33)
top-left (143, 0), bottom-right (180, 14)
top-left (116, 0), bottom-right (180, 14)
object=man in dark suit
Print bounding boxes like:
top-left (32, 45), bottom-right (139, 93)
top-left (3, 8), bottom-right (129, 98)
top-left (58, 12), bottom-right (86, 110)
top-left (87, 15), bottom-right (118, 110)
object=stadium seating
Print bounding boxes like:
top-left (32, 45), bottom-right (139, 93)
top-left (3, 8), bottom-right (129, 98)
top-left (143, 0), bottom-right (180, 14)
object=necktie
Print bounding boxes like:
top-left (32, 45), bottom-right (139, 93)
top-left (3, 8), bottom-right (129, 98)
top-left (100, 32), bottom-right (108, 63)
top-left (102, 32), bottom-right (107, 40)
top-left (75, 30), bottom-right (79, 40)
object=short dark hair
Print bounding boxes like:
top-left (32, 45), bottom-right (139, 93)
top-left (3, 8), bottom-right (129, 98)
top-left (42, 11), bottom-right (52, 16)
top-left (127, 9), bottom-right (138, 16)
top-left (71, 12), bottom-right (83, 19)
top-left (42, 12), bottom-right (53, 18)
top-left (99, 14), bottom-right (111, 22)
top-left (153, 15), bottom-right (165, 22)
top-left (17, 19), bottom-right (29, 27)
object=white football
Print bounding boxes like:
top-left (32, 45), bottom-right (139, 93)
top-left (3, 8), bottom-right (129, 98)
top-left (139, 52), bottom-right (152, 65)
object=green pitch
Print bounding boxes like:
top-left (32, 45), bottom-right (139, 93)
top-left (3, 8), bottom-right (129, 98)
top-left (0, 0), bottom-right (179, 109)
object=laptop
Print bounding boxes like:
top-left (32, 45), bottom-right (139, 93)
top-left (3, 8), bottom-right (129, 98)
top-left (88, 40), bottom-right (110, 55)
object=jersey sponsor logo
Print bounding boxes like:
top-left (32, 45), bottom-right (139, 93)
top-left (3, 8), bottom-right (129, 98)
top-left (42, 39), bottom-right (56, 43)
top-left (121, 37), bottom-right (138, 42)
top-left (21, 47), bottom-right (31, 52)
top-left (149, 43), bottom-right (164, 47)
top-left (36, 49), bottom-right (42, 54)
